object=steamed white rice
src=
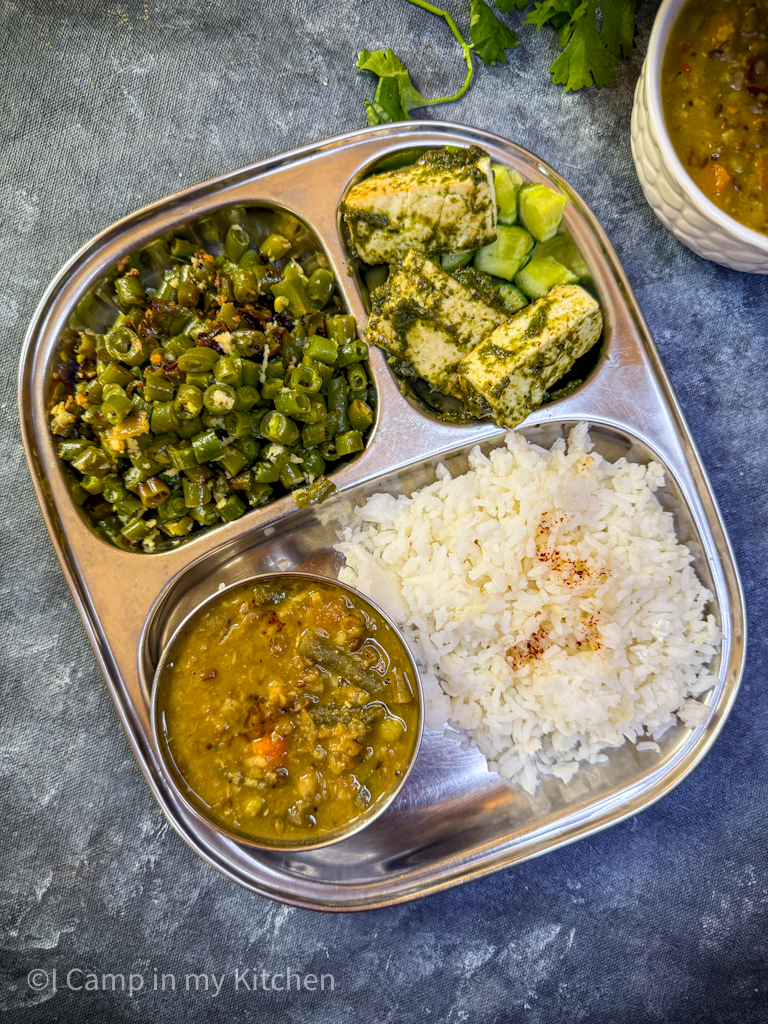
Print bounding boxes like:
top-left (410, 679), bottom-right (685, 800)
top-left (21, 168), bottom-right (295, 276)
top-left (336, 424), bottom-right (720, 793)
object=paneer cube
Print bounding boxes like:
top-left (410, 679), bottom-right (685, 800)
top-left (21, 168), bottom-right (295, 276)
top-left (458, 285), bottom-right (603, 427)
top-left (342, 147), bottom-right (497, 265)
top-left (366, 251), bottom-right (508, 398)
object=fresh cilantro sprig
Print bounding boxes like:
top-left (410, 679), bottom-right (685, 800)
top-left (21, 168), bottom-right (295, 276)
top-left (526, 0), bottom-right (638, 92)
top-left (358, 0), bottom-right (517, 126)
top-left (357, 0), bottom-right (475, 126)
top-left (469, 0), bottom-right (519, 67)
top-left (356, 0), bottom-right (637, 124)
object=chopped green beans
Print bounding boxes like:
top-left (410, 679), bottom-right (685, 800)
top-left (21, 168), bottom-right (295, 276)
top-left (335, 430), bottom-right (364, 457)
top-left (121, 516), bottom-right (154, 542)
top-left (259, 233), bottom-right (291, 262)
top-left (223, 410), bottom-right (256, 438)
top-left (232, 385), bottom-right (259, 411)
top-left (252, 460), bottom-right (282, 483)
top-left (345, 363), bottom-right (368, 392)
top-left (327, 376), bottom-right (350, 433)
top-left (168, 445), bottom-right (197, 471)
top-left (192, 429), bottom-right (224, 464)
top-left (203, 383), bottom-right (236, 413)
top-left (144, 372), bottom-right (175, 402)
top-left (99, 361), bottom-right (134, 387)
top-left (101, 386), bottom-right (134, 425)
top-left (290, 365), bottom-right (322, 393)
top-left (171, 238), bottom-right (198, 260)
top-left (50, 207), bottom-right (374, 551)
top-left (296, 447), bottom-right (326, 479)
top-left (279, 461), bottom-right (305, 489)
top-left (260, 377), bottom-right (283, 400)
top-left (326, 315), bottom-right (356, 346)
top-left (274, 389), bottom-right (311, 418)
top-left (80, 474), bottom-right (105, 495)
top-left (185, 370), bottom-right (212, 389)
top-left (138, 476), bottom-right (172, 508)
top-left (301, 420), bottom-right (330, 447)
top-left (225, 224), bottom-right (250, 263)
top-left (305, 335), bottom-right (338, 365)
top-left (219, 448), bottom-right (249, 477)
top-left (213, 357), bottom-right (240, 387)
top-left (236, 436), bottom-right (258, 462)
top-left (174, 384), bottom-right (204, 419)
top-left (270, 262), bottom-right (313, 317)
top-left (150, 401), bottom-right (179, 434)
top-left (177, 347), bottom-right (219, 373)
top-left (104, 324), bottom-right (148, 366)
top-left (261, 410), bottom-right (300, 447)
top-left (293, 475), bottom-right (338, 508)
top-left (115, 273), bottom-right (145, 307)
top-left (348, 399), bottom-right (374, 431)
top-left (337, 339), bottom-right (369, 367)
top-left (71, 446), bottom-right (112, 477)
top-left (217, 494), bottom-right (246, 521)
top-left (190, 503), bottom-right (218, 526)
top-left (183, 478), bottom-right (211, 507)
top-left (307, 268), bottom-right (335, 307)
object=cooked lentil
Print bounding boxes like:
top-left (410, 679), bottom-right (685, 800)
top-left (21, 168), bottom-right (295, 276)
top-left (662, 0), bottom-right (768, 234)
top-left (156, 577), bottom-right (419, 844)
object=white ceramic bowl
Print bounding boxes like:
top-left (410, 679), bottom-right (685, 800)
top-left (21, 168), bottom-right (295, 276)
top-left (631, 0), bottom-right (768, 274)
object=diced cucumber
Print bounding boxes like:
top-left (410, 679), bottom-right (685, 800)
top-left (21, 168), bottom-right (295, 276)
top-left (491, 164), bottom-right (524, 225)
top-left (514, 257), bottom-right (577, 299)
top-left (475, 225), bottom-right (533, 281)
top-left (441, 251), bottom-right (475, 273)
top-left (496, 282), bottom-right (529, 314)
top-left (518, 184), bottom-right (567, 243)
top-left (531, 231), bottom-right (590, 282)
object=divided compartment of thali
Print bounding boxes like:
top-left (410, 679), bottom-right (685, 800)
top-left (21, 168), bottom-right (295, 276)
top-left (19, 122), bottom-right (746, 909)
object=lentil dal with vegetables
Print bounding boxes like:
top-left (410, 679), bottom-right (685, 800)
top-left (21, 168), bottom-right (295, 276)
top-left (155, 576), bottom-right (420, 845)
top-left (662, 0), bottom-right (768, 235)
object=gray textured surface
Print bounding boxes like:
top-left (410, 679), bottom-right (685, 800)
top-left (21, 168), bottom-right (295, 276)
top-left (2, 1), bottom-right (767, 1021)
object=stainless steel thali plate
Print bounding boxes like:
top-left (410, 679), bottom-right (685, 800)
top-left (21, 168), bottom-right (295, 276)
top-left (19, 122), bottom-right (747, 911)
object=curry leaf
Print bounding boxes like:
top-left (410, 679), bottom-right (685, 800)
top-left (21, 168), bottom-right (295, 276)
top-left (470, 0), bottom-right (520, 67)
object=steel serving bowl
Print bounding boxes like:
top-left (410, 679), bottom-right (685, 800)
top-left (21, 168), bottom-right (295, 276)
top-left (150, 571), bottom-right (424, 852)
top-left (631, 0), bottom-right (768, 273)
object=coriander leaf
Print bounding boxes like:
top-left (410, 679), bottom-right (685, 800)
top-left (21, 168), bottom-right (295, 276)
top-left (364, 101), bottom-right (387, 126)
top-left (357, 49), bottom-right (414, 120)
top-left (599, 0), bottom-right (637, 59)
top-left (356, 49), bottom-right (412, 121)
top-left (375, 79), bottom-right (409, 121)
top-left (548, 0), bottom-right (616, 91)
top-left (470, 0), bottom-right (520, 67)
top-left (356, 48), bottom-right (409, 83)
top-left (356, 2), bottom-right (474, 124)
top-left (495, 0), bottom-right (528, 12)
top-left (526, 0), bottom-right (589, 44)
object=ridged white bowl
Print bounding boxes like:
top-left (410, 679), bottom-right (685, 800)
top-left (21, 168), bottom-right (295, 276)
top-left (631, 0), bottom-right (768, 274)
